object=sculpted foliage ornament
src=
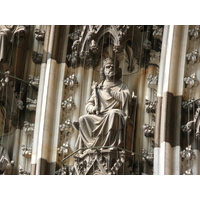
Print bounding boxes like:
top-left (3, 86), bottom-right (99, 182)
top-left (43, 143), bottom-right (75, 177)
top-left (29, 75), bottom-right (40, 88)
top-left (34, 28), bottom-right (45, 42)
top-left (26, 98), bottom-right (37, 111)
top-left (143, 124), bottom-right (155, 138)
top-left (188, 26), bottom-right (200, 40)
top-left (32, 51), bottom-right (43, 64)
top-left (61, 96), bottom-right (75, 110)
top-left (184, 73), bottom-right (199, 89)
top-left (186, 49), bottom-right (199, 64)
top-left (63, 74), bottom-right (78, 89)
top-left (24, 121), bottom-right (34, 135)
top-left (21, 145), bottom-right (32, 158)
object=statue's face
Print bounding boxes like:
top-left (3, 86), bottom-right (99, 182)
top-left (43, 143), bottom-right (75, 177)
top-left (104, 60), bottom-right (116, 78)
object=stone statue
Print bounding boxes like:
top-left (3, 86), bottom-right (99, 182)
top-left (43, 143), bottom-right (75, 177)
top-left (74, 58), bottom-right (131, 151)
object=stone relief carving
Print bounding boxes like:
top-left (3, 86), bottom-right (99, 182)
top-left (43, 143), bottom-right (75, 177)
top-left (143, 124), bottom-right (155, 138)
top-left (61, 96), bottom-right (75, 110)
top-left (186, 49), bottom-right (199, 64)
top-left (180, 145), bottom-right (196, 175)
top-left (59, 119), bottom-right (72, 133)
top-left (26, 97), bottom-right (37, 111)
top-left (147, 74), bottom-right (158, 89)
top-left (142, 149), bottom-right (154, 166)
top-left (184, 73), bottom-right (199, 89)
top-left (24, 121), bottom-right (34, 135)
top-left (63, 74), bottom-right (78, 90)
top-left (145, 99), bottom-right (157, 114)
top-left (32, 51), bottom-right (43, 64)
top-left (21, 145), bottom-right (32, 158)
top-left (57, 142), bottom-right (71, 157)
top-left (29, 75), bottom-right (39, 88)
top-left (34, 28), bottom-right (45, 43)
top-left (19, 166), bottom-right (30, 175)
top-left (149, 50), bottom-right (160, 66)
top-left (188, 26), bottom-right (200, 40)
top-left (152, 25), bottom-right (163, 40)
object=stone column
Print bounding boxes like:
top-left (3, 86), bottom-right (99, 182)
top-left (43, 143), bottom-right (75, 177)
top-left (154, 25), bottom-right (189, 175)
top-left (31, 25), bottom-right (69, 175)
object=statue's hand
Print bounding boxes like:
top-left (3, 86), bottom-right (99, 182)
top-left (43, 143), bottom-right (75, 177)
top-left (92, 106), bottom-right (99, 114)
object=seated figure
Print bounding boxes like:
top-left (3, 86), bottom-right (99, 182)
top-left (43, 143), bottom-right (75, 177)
top-left (74, 58), bottom-right (132, 151)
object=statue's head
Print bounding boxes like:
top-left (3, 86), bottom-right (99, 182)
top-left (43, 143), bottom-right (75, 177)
top-left (100, 58), bottom-right (122, 80)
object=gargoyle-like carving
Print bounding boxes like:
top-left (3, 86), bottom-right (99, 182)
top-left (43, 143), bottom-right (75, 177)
top-left (181, 145), bottom-right (196, 175)
top-left (29, 75), bottom-right (40, 88)
top-left (32, 51), bottom-right (43, 64)
top-left (149, 50), bottom-right (160, 66)
top-left (142, 149), bottom-right (154, 166)
top-left (182, 98), bottom-right (195, 110)
top-left (152, 25), bottom-right (163, 40)
top-left (24, 121), bottom-right (34, 134)
top-left (0, 71), bottom-right (9, 90)
top-left (57, 142), bottom-right (71, 157)
top-left (184, 73), bottom-right (199, 88)
top-left (186, 49), bottom-right (199, 64)
top-left (21, 145), bottom-right (32, 158)
top-left (143, 124), bottom-right (155, 138)
top-left (19, 166), bottom-right (30, 175)
top-left (188, 26), bottom-right (200, 40)
top-left (61, 96), bottom-right (75, 110)
top-left (59, 119), bottom-right (72, 132)
top-left (63, 74), bottom-right (78, 90)
top-left (145, 99), bottom-right (157, 114)
top-left (26, 97), bottom-right (37, 111)
top-left (34, 28), bottom-right (45, 42)
top-left (147, 74), bottom-right (158, 89)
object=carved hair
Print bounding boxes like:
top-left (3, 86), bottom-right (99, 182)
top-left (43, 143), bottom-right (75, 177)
top-left (100, 58), bottom-right (122, 80)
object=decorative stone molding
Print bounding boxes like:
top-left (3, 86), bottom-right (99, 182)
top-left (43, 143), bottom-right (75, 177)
top-left (32, 51), bottom-right (43, 64)
top-left (145, 99), bottom-right (157, 114)
top-left (143, 38), bottom-right (152, 50)
top-left (29, 75), bottom-right (39, 88)
top-left (152, 25), bottom-right (163, 40)
top-left (63, 74), bottom-right (78, 90)
top-left (188, 26), bottom-right (200, 40)
top-left (19, 166), bottom-right (30, 175)
top-left (34, 28), bottom-right (45, 42)
top-left (21, 145), bottom-right (32, 158)
top-left (147, 74), bottom-right (158, 89)
top-left (149, 50), bottom-right (160, 66)
top-left (59, 119), bottom-right (73, 132)
top-left (180, 145), bottom-right (196, 175)
top-left (186, 49), bottom-right (199, 64)
top-left (143, 124), bottom-right (155, 138)
top-left (182, 98), bottom-right (195, 110)
top-left (0, 71), bottom-right (9, 90)
top-left (61, 96), bottom-right (75, 110)
top-left (184, 73), bottom-right (199, 88)
top-left (24, 121), bottom-right (34, 135)
top-left (26, 97), bottom-right (37, 111)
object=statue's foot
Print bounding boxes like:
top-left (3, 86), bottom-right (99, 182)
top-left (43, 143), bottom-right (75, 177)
top-left (72, 121), bottom-right (79, 131)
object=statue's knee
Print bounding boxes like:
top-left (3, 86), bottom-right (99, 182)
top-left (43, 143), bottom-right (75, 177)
top-left (109, 109), bottom-right (121, 116)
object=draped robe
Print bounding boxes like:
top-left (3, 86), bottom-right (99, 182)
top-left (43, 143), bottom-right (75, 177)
top-left (75, 80), bottom-right (131, 149)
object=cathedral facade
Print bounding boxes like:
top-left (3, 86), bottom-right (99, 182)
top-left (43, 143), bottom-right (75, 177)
top-left (0, 25), bottom-right (198, 175)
